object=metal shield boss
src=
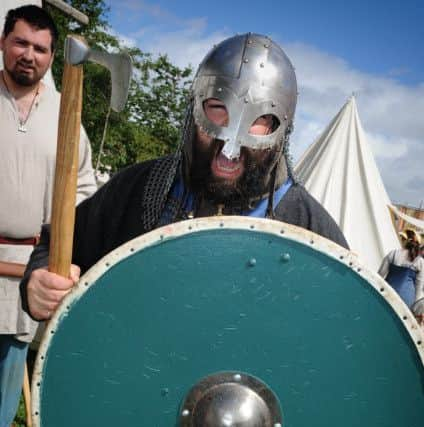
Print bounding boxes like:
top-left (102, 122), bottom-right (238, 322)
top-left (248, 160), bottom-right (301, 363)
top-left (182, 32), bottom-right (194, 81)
top-left (32, 217), bottom-right (424, 426)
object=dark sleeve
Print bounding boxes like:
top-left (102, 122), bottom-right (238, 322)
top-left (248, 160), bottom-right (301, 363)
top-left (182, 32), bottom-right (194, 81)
top-left (275, 184), bottom-right (349, 249)
top-left (72, 161), bottom-right (152, 273)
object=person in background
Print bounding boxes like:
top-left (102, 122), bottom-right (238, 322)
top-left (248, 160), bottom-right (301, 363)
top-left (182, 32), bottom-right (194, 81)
top-left (411, 243), bottom-right (424, 327)
top-left (0, 5), bottom-right (96, 426)
top-left (378, 228), bottom-right (424, 309)
top-left (398, 230), bottom-right (407, 247)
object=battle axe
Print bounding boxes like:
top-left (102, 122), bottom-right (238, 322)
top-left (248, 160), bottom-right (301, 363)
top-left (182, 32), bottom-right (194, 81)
top-left (49, 36), bottom-right (132, 277)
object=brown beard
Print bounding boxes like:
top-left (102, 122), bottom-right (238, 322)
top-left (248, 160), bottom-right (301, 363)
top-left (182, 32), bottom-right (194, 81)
top-left (189, 138), bottom-right (279, 207)
top-left (6, 60), bottom-right (40, 86)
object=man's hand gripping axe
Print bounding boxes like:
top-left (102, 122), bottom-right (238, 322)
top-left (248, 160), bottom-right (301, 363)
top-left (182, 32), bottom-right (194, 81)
top-left (49, 36), bottom-right (132, 277)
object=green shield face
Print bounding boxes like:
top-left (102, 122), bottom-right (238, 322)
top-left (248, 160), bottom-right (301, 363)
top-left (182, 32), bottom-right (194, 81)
top-left (32, 217), bottom-right (424, 426)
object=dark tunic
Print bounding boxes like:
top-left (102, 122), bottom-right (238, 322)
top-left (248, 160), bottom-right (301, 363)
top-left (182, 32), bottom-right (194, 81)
top-left (21, 157), bottom-right (348, 313)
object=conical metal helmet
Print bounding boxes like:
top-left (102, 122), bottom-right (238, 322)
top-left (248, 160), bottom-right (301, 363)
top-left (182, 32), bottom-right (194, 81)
top-left (191, 33), bottom-right (297, 160)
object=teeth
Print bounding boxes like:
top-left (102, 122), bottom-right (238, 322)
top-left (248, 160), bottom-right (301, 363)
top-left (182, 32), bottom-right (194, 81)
top-left (216, 154), bottom-right (241, 171)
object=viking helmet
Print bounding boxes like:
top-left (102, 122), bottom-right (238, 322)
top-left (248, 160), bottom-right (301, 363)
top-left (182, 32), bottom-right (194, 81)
top-left (191, 33), bottom-right (297, 160)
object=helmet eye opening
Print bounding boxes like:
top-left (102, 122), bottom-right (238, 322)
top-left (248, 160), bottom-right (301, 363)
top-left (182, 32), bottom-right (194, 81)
top-left (202, 98), bottom-right (229, 128)
top-left (249, 115), bottom-right (280, 136)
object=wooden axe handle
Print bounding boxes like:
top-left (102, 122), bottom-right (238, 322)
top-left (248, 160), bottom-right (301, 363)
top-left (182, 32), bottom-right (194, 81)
top-left (23, 362), bottom-right (32, 427)
top-left (48, 62), bottom-right (83, 277)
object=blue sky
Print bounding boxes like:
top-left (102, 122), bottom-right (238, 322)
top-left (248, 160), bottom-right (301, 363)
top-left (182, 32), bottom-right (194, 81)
top-left (105, 0), bottom-right (424, 206)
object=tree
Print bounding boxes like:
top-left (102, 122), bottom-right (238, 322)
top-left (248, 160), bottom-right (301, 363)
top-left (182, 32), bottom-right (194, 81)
top-left (47, 0), bottom-right (192, 173)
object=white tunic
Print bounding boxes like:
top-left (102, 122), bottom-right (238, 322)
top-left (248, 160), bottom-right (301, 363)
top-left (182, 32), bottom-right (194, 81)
top-left (0, 76), bottom-right (97, 342)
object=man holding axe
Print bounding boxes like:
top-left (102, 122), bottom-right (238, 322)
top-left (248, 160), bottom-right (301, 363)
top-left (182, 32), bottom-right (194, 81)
top-left (22, 33), bottom-right (347, 325)
top-left (0, 5), bottom-right (96, 426)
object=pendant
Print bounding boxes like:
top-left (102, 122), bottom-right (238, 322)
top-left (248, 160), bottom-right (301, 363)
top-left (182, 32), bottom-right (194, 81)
top-left (18, 123), bottom-right (27, 133)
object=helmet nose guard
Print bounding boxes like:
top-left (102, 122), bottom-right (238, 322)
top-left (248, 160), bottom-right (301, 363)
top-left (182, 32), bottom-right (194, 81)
top-left (191, 33), bottom-right (297, 159)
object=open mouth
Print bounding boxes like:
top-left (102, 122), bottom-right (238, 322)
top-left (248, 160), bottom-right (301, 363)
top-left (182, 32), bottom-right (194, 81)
top-left (211, 151), bottom-right (245, 180)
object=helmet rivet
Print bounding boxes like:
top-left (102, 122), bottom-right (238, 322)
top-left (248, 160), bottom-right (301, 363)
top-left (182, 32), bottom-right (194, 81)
top-left (243, 58), bottom-right (249, 63)
top-left (244, 98), bottom-right (249, 103)
top-left (260, 62), bottom-right (265, 68)
top-left (264, 44), bottom-right (269, 48)
top-left (248, 39), bottom-right (252, 44)
top-left (284, 114), bottom-right (288, 120)
top-left (271, 102), bottom-right (276, 107)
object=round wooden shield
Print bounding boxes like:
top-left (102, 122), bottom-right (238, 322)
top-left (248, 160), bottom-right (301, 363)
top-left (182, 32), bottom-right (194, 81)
top-left (32, 217), bottom-right (424, 426)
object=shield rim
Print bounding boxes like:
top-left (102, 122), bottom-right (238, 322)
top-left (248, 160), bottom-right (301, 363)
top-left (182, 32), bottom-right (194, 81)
top-left (30, 216), bottom-right (424, 425)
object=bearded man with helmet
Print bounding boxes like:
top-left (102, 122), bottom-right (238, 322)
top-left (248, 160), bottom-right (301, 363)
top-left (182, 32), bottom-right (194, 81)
top-left (21, 33), bottom-right (348, 321)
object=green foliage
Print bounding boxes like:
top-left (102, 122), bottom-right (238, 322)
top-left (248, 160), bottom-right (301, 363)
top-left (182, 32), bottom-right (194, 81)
top-left (46, 0), bottom-right (192, 173)
top-left (13, 395), bottom-right (26, 427)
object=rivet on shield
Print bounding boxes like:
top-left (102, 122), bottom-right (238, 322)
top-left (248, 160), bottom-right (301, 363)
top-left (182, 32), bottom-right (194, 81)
top-left (248, 258), bottom-right (257, 267)
top-left (281, 253), bottom-right (290, 262)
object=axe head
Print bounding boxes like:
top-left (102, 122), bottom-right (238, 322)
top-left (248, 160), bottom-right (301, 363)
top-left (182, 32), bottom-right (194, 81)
top-left (64, 36), bottom-right (132, 112)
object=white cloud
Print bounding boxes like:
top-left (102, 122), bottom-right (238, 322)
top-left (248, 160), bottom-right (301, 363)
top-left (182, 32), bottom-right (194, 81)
top-left (282, 42), bottom-right (424, 205)
top-left (129, 19), bottom-right (230, 70)
top-left (367, 133), bottom-right (409, 159)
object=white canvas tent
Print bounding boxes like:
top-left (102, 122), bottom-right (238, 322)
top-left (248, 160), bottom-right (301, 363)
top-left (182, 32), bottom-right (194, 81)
top-left (295, 96), bottom-right (400, 271)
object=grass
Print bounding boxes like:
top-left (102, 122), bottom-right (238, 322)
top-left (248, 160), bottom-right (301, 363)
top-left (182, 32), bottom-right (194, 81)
top-left (13, 395), bottom-right (27, 427)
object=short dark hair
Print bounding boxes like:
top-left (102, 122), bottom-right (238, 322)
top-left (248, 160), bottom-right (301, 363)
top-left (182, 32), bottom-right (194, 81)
top-left (3, 5), bottom-right (59, 52)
